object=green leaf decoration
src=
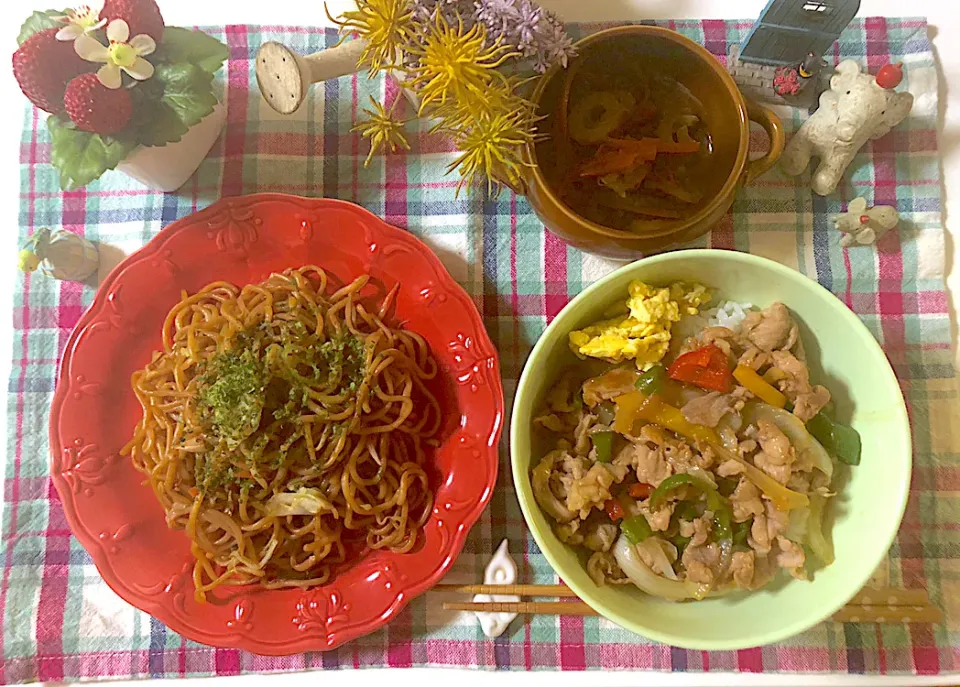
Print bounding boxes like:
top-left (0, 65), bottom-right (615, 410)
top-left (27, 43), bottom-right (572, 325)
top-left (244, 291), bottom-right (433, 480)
top-left (133, 64), bottom-right (217, 147)
top-left (154, 27), bottom-right (230, 74)
top-left (135, 103), bottom-right (191, 147)
top-left (17, 9), bottom-right (65, 45)
top-left (48, 115), bottom-right (135, 191)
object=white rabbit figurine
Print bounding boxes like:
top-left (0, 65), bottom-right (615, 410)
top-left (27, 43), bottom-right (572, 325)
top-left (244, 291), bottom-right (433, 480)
top-left (833, 197), bottom-right (899, 247)
top-left (781, 61), bottom-right (913, 196)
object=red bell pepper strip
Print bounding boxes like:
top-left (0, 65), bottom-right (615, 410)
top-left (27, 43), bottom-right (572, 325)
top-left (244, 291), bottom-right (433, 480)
top-left (628, 483), bottom-right (652, 499)
top-left (604, 498), bottom-right (625, 521)
top-left (667, 344), bottom-right (733, 392)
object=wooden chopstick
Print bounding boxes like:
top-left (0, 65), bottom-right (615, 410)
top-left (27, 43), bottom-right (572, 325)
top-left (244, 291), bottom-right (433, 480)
top-left (434, 583), bottom-right (579, 597)
top-left (439, 585), bottom-right (943, 625)
top-left (444, 600), bottom-right (597, 616)
top-left (832, 605), bottom-right (943, 624)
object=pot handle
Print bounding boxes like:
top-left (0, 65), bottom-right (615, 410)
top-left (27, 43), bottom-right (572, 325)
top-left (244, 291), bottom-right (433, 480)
top-left (744, 100), bottom-right (785, 185)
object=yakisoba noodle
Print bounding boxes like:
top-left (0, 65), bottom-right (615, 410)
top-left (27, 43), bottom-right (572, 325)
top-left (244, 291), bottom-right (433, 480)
top-left (123, 267), bottom-right (439, 601)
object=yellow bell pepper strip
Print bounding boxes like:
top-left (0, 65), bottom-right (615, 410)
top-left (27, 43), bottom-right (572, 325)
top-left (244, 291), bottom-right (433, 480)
top-left (733, 365), bottom-right (787, 408)
top-left (630, 395), bottom-right (809, 512)
top-left (613, 390), bottom-right (652, 435)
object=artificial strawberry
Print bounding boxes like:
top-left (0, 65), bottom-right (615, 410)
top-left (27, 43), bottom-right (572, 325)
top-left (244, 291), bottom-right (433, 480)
top-left (102, 0), bottom-right (165, 42)
top-left (12, 28), bottom-right (90, 114)
top-left (63, 73), bottom-right (133, 135)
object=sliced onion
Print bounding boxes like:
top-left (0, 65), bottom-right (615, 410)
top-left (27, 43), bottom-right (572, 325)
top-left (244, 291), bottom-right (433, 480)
top-left (743, 403), bottom-right (834, 482)
top-left (637, 537), bottom-right (679, 580)
top-left (806, 494), bottom-right (835, 565)
top-left (785, 506), bottom-right (811, 542)
top-left (613, 535), bottom-right (710, 601)
top-left (265, 487), bottom-right (336, 516)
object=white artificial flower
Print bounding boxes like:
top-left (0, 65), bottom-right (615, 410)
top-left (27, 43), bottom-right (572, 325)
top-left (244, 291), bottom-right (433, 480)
top-left (55, 3), bottom-right (107, 41)
top-left (73, 19), bottom-right (156, 89)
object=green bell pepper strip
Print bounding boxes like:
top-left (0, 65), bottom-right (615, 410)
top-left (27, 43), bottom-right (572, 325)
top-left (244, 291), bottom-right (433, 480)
top-left (675, 501), bottom-right (701, 522)
top-left (634, 364), bottom-right (667, 395)
top-left (596, 400), bottom-right (617, 425)
top-left (705, 489), bottom-right (732, 542)
top-left (807, 411), bottom-right (861, 466)
top-left (670, 534), bottom-right (691, 553)
top-left (649, 473), bottom-right (698, 510)
top-left (733, 519), bottom-right (752, 547)
top-left (590, 431), bottom-right (616, 463)
top-left (620, 514), bottom-right (654, 544)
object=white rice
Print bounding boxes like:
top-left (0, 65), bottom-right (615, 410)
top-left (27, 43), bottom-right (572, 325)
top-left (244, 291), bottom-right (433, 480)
top-left (703, 300), bottom-right (755, 332)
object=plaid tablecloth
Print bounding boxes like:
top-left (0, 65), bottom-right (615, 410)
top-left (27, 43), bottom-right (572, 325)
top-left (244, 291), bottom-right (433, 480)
top-left (4, 17), bottom-right (959, 684)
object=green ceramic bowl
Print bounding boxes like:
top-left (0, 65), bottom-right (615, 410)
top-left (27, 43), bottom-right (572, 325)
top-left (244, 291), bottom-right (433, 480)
top-left (511, 250), bottom-right (911, 650)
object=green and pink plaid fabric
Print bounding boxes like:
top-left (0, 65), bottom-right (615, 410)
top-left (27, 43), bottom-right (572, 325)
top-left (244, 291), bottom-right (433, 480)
top-left (4, 17), bottom-right (959, 684)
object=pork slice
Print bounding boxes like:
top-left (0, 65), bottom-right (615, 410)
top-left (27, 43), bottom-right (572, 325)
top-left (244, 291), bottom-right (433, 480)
top-left (618, 441), bottom-right (673, 487)
top-left (582, 367), bottom-right (640, 407)
top-left (681, 542), bottom-right (721, 584)
top-left (739, 346), bottom-right (771, 371)
top-left (640, 500), bottom-right (675, 532)
top-left (700, 326), bottom-right (737, 357)
top-left (573, 412), bottom-right (598, 457)
top-left (741, 302), bottom-right (798, 352)
top-left (769, 350), bottom-right (832, 422)
top-left (730, 478), bottom-right (764, 523)
top-left (565, 463), bottom-right (621, 519)
top-left (752, 418), bottom-right (795, 485)
top-left (681, 391), bottom-right (736, 428)
top-left (583, 521), bottom-right (619, 553)
top-left (587, 551), bottom-right (631, 586)
top-left (717, 459), bottom-right (745, 477)
top-left (730, 550), bottom-right (755, 589)
top-left (776, 536), bottom-right (807, 580)
top-left (679, 512), bottom-right (712, 547)
top-left (748, 500), bottom-right (789, 555)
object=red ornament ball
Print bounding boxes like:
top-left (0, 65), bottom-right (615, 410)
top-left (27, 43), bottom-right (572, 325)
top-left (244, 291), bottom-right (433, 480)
top-left (12, 28), bottom-right (91, 114)
top-left (63, 73), bottom-right (133, 135)
top-left (102, 0), bottom-right (165, 42)
top-left (876, 63), bottom-right (904, 90)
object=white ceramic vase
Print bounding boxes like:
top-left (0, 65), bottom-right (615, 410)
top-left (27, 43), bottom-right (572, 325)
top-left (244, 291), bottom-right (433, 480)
top-left (116, 101), bottom-right (227, 192)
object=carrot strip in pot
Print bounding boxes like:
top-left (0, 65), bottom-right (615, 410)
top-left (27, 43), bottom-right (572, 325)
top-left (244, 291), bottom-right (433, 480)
top-left (578, 148), bottom-right (642, 177)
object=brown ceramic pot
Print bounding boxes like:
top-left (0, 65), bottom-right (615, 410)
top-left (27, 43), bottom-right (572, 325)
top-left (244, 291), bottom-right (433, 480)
top-left (518, 26), bottom-right (785, 259)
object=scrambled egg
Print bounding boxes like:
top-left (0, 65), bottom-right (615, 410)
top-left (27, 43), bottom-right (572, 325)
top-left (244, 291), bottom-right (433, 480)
top-left (568, 281), bottom-right (710, 369)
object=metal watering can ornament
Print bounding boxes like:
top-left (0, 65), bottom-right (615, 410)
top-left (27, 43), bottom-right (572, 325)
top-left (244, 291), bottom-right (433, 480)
top-left (18, 228), bottom-right (99, 282)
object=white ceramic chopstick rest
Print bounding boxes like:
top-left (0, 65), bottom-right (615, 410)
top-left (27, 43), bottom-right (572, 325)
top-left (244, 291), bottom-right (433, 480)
top-left (472, 539), bottom-right (519, 638)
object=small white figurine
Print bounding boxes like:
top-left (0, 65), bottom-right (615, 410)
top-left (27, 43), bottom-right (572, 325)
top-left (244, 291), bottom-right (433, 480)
top-left (781, 61), bottom-right (913, 196)
top-left (473, 539), bottom-right (519, 638)
top-left (834, 197), bottom-right (899, 247)
top-left (18, 228), bottom-right (99, 282)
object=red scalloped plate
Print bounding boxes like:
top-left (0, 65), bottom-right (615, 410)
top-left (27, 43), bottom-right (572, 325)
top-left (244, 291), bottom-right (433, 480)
top-left (49, 194), bottom-right (503, 654)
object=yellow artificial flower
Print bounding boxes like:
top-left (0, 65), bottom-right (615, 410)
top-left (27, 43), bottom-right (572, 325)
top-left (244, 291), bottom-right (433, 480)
top-left (327, 0), bottom-right (414, 76)
top-left (353, 96), bottom-right (411, 166)
top-left (405, 13), bottom-right (517, 115)
top-left (447, 108), bottom-right (535, 196)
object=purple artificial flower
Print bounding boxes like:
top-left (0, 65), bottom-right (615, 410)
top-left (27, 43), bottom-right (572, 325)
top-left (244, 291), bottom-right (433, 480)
top-left (534, 12), bottom-right (575, 71)
top-left (513, 0), bottom-right (541, 51)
